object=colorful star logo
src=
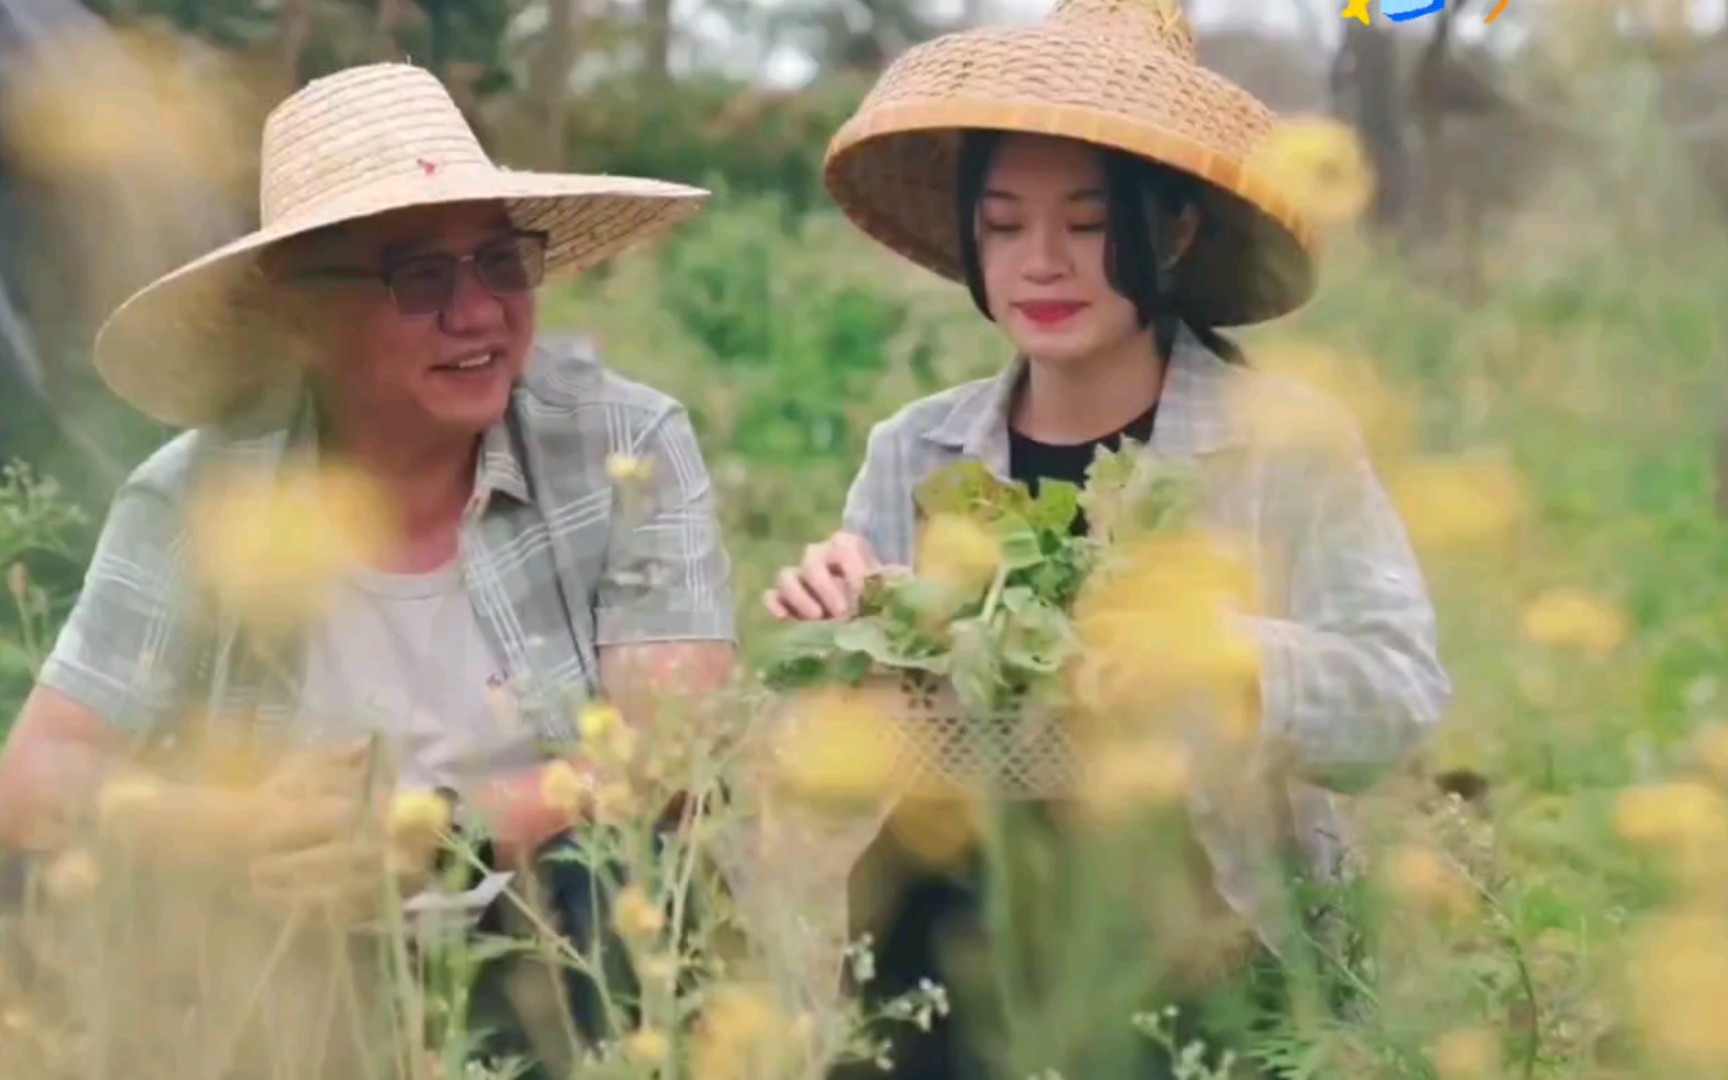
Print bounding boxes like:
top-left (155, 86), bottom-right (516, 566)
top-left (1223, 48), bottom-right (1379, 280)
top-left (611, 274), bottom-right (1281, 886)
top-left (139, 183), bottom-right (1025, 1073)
top-left (1341, 0), bottom-right (1507, 24)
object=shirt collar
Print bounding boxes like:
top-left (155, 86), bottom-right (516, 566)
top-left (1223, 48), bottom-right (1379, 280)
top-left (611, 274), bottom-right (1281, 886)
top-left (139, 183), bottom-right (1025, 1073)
top-left (920, 323), bottom-right (1250, 475)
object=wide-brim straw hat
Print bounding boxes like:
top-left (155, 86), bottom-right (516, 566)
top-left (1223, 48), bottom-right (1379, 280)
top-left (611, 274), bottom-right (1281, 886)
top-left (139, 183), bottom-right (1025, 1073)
top-left (824, 0), bottom-right (1317, 327)
top-left (95, 63), bottom-right (708, 428)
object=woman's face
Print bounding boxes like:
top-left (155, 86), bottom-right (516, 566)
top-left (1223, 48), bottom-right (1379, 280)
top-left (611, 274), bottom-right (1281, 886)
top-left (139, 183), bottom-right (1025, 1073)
top-left (974, 133), bottom-right (1181, 368)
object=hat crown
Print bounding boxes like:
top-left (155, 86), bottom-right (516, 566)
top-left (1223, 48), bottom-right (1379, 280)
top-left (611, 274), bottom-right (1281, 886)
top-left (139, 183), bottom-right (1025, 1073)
top-left (1050, 0), bottom-right (1195, 60)
top-left (258, 63), bottom-right (492, 226)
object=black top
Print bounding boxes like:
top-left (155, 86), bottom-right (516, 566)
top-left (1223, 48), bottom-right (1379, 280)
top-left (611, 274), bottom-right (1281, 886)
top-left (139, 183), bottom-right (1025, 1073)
top-left (1008, 399), bottom-right (1157, 534)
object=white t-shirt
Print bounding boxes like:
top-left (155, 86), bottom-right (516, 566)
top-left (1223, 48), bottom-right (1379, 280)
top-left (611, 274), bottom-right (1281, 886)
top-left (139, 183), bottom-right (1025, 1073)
top-left (298, 560), bottom-right (544, 791)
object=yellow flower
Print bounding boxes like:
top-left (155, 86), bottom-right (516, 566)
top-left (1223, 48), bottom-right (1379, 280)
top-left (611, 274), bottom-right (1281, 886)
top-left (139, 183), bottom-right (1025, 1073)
top-left (624, 1026), bottom-right (671, 1065)
top-left (1, 1006), bottom-right (36, 1037)
top-left (578, 700), bottom-right (623, 742)
top-left (0, 26), bottom-right (253, 182)
top-left (1070, 532), bottom-right (1259, 716)
top-left (41, 848), bottom-right (100, 904)
top-left (1520, 588), bottom-right (1629, 656)
top-left (387, 790), bottom-right (452, 841)
top-left (539, 761), bottom-right (590, 818)
top-left (95, 772), bottom-right (165, 830)
top-left (887, 788), bottom-right (981, 869)
top-left (1381, 844), bottom-right (1476, 921)
top-left (691, 984), bottom-right (800, 1080)
top-left (639, 953), bottom-right (679, 985)
top-left (773, 685), bottom-right (901, 809)
top-left (1246, 116), bottom-right (1375, 227)
top-left (594, 781), bottom-right (641, 822)
top-left (1077, 736), bottom-right (1192, 824)
top-left (187, 462), bottom-right (398, 635)
top-left (1696, 724), bottom-right (1728, 787)
top-left (1387, 457), bottom-right (1526, 552)
top-left (1627, 912), bottom-right (1728, 1069)
top-left (1614, 782), bottom-right (1728, 886)
top-left (1243, 342), bottom-right (1416, 459)
top-left (613, 884), bottom-right (666, 940)
top-left (605, 453), bottom-right (655, 484)
top-left (916, 513), bottom-right (1002, 600)
top-left (1431, 1027), bottom-right (1499, 1080)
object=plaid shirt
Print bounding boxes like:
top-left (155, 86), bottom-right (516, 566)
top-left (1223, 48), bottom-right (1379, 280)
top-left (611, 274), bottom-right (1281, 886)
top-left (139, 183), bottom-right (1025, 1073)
top-left (841, 326), bottom-right (1452, 946)
top-left (39, 341), bottom-right (735, 746)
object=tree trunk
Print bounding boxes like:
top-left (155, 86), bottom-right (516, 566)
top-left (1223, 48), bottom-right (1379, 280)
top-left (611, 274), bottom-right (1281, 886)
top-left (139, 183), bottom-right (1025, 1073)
top-left (541, 0), bottom-right (578, 166)
top-left (1330, 19), bottom-right (1409, 230)
top-left (279, 0), bottom-right (309, 84)
top-left (643, 0), bottom-right (672, 90)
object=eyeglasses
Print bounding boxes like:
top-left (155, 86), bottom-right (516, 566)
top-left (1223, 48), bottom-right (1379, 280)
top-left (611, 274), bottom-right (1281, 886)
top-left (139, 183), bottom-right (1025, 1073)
top-left (298, 230), bottom-right (549, 316)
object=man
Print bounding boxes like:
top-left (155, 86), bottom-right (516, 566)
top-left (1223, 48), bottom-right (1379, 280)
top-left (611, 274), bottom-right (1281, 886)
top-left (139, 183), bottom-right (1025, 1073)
top-left (0, 62), bottom-right (735, 964)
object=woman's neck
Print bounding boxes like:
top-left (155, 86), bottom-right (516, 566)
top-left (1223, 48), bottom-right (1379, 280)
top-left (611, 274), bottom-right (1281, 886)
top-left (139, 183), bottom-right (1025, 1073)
top-left (1013, 332), bottom-right (1167, 445)
top-left (319, 410), bottom-right (479, 573)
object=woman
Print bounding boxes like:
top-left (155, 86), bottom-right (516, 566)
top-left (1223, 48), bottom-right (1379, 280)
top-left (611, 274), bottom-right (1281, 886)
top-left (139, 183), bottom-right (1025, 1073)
top-left (765, 0), bottom-right (1452, 1075)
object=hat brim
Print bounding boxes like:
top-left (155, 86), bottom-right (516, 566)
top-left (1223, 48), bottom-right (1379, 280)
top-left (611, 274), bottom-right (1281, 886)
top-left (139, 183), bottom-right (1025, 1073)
top-left (95, 167), bottom-right (707, 428)
top-left (822, 22), bottom-right (1319, 327)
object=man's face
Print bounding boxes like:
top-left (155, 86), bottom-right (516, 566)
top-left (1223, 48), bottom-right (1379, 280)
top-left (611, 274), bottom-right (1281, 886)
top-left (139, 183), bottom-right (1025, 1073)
top-left (280, 201), bottom-right (539, 440)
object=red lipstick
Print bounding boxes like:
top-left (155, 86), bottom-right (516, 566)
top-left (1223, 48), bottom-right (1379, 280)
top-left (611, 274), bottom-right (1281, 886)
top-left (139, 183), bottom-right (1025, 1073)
top-left (1016, 301), bottom-right (1087, 326)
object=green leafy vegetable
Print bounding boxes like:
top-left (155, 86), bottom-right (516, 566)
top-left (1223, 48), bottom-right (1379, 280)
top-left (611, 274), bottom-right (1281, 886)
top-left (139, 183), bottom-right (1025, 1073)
top-left (760, 450), bottom-right (1205, 715)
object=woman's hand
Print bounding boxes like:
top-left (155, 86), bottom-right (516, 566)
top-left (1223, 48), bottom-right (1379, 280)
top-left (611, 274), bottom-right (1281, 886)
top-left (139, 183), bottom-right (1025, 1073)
top-left (762, 531), bottom-right (893, 621)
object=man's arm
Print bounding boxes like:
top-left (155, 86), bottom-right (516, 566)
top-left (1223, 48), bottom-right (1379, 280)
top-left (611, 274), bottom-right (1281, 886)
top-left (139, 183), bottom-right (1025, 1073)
top-left (0, 686), bottom-right (123, 850)
top-left (475, 397), bottom-right (738, 864)
top-left (0, 469), bottom-right (192, 852)
top-left (471, 642), bottom-right (736, 866)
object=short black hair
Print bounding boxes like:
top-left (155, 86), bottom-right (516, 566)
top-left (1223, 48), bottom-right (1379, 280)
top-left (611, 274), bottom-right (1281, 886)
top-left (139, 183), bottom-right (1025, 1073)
top-left (954, 129), bottom-right (1240, 363)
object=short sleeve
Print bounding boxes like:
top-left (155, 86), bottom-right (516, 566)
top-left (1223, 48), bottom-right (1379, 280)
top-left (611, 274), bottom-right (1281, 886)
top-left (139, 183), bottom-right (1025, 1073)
top-left (840, 421), bottom-right (914, 568)
top-left (37, 481), bottom-right (194, 732)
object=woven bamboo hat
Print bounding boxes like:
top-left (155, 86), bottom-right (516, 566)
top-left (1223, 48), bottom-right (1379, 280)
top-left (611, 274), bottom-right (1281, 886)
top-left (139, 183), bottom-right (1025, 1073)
top-left (94, 62), bottom-right (708, 428)
top-left (824, 0), bottom-right (1316, 327)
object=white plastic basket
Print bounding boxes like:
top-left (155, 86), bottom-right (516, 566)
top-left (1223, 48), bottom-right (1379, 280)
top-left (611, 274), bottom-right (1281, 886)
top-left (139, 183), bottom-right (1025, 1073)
top-left (866, 670), bottom-right (1084, 799)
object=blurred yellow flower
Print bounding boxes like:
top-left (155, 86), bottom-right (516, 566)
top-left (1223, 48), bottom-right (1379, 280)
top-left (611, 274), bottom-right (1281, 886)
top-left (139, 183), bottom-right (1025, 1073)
top-left (1077, 736), bottom-right (1192, 824)
top-left (539, 761), bottom-right (590, 818)
top-left (1696, 723), bottom-right (1728, 787)
top-left (1614, 782), bottom-right (1728, 848)
top-left (1381, 844), bottom-right (1476, 921)
top-left (916, 513), bottom-right (1002, 600)
top-left (95, 772), bottom-right (165, 830)
top-left (0, 27), bottom-right (257, 184)
top-left (1240, 341), bottom-right (1416, 459)
top-left (594, 781), bottom-right (641, 822)
top-left (1627, 912), bottom-right (1728, 1069)
top-left (187, 462), bottom-right (398, 636)
top-left (1246, 116), bottom-right (1375, 227)
top-left (605, 453), bottom-right (655, 484)
top-left (624, 1026), bottom-right (671, 1065)
top-left (613, 884), bottom-right (666, 940)
top-left (691, 984), bottom-right (801, 1080)
top-left (578, 700), bottom-right (623, 742)
top-left (887, 791), bottom-right (980, 869)
top-left (42, 848), bottom-right (100, 904)
top-left (639, 953), bottom-right (679, 985)
top-left (1388, 457), bottom-right (1526, 552)
top-left (774, 685), bottom-right (901, 809)
top-left (1520, 588), bottom-right (1629, 657)
top-left (1431, 1026), bottom-right (1500, 1080)
top-left (0, 1006), bottom-right (36, 1037)
top-left (1070, 532), bottom-right (1259, 716)
top-left (386, 790), bottom-right (451, 841)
